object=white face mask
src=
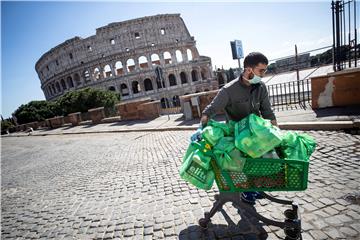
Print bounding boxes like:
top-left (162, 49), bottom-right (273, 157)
top-left (249, 73), bottom-right (262, 84)
top-left (245, 68), bottom-right (262, 84)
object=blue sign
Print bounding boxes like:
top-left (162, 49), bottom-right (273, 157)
top-left (230, 40), bottom-right (244, 59)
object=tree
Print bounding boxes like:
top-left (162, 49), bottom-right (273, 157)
top-left (57, 87), bottom-right (121, 115)
top-left (13, 100), bottom-right (61, 125)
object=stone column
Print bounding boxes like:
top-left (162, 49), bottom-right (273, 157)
top-left (170, 50), bottom-right (177, 64)
top-left (159, 52), bottom-right (165, 66)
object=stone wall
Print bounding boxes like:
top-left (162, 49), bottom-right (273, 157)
top-left (311, 68), bottom-right (360, 108)
top-left (35, 14), bottom-right (218, 107)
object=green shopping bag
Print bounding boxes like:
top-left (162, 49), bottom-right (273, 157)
top-left (278, 131), bottom-right (316, 160)
top-left (213, 137), bottom-right (247, 172)
top-left (180, 141), bottom-right (215, 190)
top-left (234, 114), bottom-right (283, 158)
top-left (201, 124), bottom-right (225, 146)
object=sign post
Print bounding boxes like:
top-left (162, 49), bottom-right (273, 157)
top-left (155, 66), bottom-right (170, 120)
top-left (230, 40), bottom-right (244, 73)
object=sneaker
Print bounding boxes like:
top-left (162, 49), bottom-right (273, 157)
top-left (241, 192), bottom-right (263, 205)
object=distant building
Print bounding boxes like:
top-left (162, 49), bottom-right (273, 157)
top-left (275, 53), bottom-right (311, 73)
top-left (35, 14), bottom-right (218, 107)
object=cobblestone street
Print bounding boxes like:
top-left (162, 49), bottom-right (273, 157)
top-left (2, 130), bottom-right (360, 239)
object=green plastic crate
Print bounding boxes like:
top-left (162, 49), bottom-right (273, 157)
top-left (212, 157), bottom-right (309, 192)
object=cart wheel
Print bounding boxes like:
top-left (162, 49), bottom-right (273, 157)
top-left (284, 227), bottom-right (301, 240)
top-left (198, 218), bottom-right (209, 229)
top-left (284, 209), bottom-right (297, 220)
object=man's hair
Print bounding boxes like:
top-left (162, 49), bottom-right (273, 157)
top-left (243, 52), bottom-right (268, 68)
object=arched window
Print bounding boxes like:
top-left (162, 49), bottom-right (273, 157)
top-left (172, 95), bottom-right (180, 107)
top-left (151, 54), bottom-right (160, 66)
top-left (126, 59), bottom-right (135, 72)
top-left (180, 72), bottom-right (187, 84)
top-left (115, 61), bottom-right (123, 75)
top-left (168, 74), bottom-right (177, 86)
top-left (60, 79), bottom-right (66, 90)
top-left (163, 52), bottom-right (172, 64)
top-left (144, 78), bottom-right (153, 91)
top-left (56, 82), bottom-right (61, 92)
top-left (176, 50), bottom-right (183, 63)
top-left (104, 65), bottom-right (112, 78)
top-left (201, 68), bottom-right (208, 80)
top-left (138, 56), bottom-right (148, 69)
top-left (108, 86), bottom-right (116, 91)
top-left (74, 73), bottom-right (81, 86)
top-left (187, 49), bottom-right (193, 61)
top-left (191, 70), bottom-right (198, 82)
top-left (120, 83), bottom-right (129, 96)
top-left (83, 70), bottom-right (91, 82)
top-left (67, 76), bottom-right (74, 88)
top-left (132, 81), bottom-right (140, 94)
top-left (93, 68), bottom-right (101, 80)
top-left (52, 84), bottom-right (56, 94)
top-left (48, 86), bottom-right (53, 95)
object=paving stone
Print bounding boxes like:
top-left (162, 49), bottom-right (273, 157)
top-left (2, 131), bottom-right (360, 240)
top-left (310, 230), bottom-right (329, 240)
top-left (339, 227), bottom-right (358, 237)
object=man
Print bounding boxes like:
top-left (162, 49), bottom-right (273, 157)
top-left (200, 52), bottom-right (277, 204)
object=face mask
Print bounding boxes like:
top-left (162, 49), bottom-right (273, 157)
top-left (249, 74), bottom-right (262, 84)
top-left (249, 69), bottom-right (262, 84)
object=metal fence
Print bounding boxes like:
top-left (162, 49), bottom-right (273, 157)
top-left (267, 78), bottom-right (312, 111)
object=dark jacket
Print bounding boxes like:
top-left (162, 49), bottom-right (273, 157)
top-left (202, 75), bottom-right (276, 122)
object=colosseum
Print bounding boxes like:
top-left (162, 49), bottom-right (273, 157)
top-left (35, 14), bottom-right (218, 108)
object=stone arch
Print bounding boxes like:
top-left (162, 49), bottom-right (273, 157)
top-left (191, 69), bottom-right (198, 82)
top-left (120, 83), bottom-right (129, 96)
top-left (60, 79), bottom-right (66, 90)
top-left (74, 73), bottom-right (81, 86)
top-left (104, 65), bottom-right (112, 78)
top-left (156, 77), bottom-right (165, 89)
top-left (187, 49), bottom-right (193, 61)
top-left (108, 86), bottom-right (116, 91)
top-left (48, 86), bottom-right (53, 95)
top-left (201, 67), bottom-right (208, 80)
top-left (168, 74), bottom-right (177, 86)
top-left (144, 78), bottom-right (153, 91)
top-left (67, 76), bottom-right (74, 88)
top-left (93, 67), bottom-right (101, 80)
top-left (138, 56), bottom-right (148, 69)
top-left (151, 53), bottom-right (160, 66)
top-left (180, 71), bottom-right (187, 84)
top-left (172, 95), bottom-right (180, 107)
top-left (115, 61), bottom-right (124, 75)
top-left (126, 59), bottom-right (136, 72)
top-left (164, 51), bottom-right (172, 64)
top-left (56, 82), bottom-right (61, 92)
top-left (132, 81), bottom-right (140, 94)
top-left (176, 50), bottom-right (183, 63)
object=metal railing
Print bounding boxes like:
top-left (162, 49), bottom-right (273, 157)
top-left (267, 78), bottom-right (312, 111)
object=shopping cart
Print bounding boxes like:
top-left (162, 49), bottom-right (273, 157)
top-left (192, 155), bottom-right (309, 240)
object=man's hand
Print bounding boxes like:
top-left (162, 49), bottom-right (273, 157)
top-left (271, 119), bottom-right (278, 127)
top-left (200, 114), bottom-right (209, 128)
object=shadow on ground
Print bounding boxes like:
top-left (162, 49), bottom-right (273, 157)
top-left (178, 205), bottom-right (268, 240)
top-left (314, 105), bottom-right (360, 118)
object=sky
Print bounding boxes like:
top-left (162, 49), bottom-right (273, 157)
top-left (1, 0), bottom-right (346, 118)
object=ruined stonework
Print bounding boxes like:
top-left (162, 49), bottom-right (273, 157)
top-left (35, 14), bottom-right (218, 107)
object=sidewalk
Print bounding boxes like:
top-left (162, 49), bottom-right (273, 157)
top-left (5, 106), bottom-right (360, 137)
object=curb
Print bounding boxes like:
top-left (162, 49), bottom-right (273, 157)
top-left (3, 120), bottom-right (359, 138)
